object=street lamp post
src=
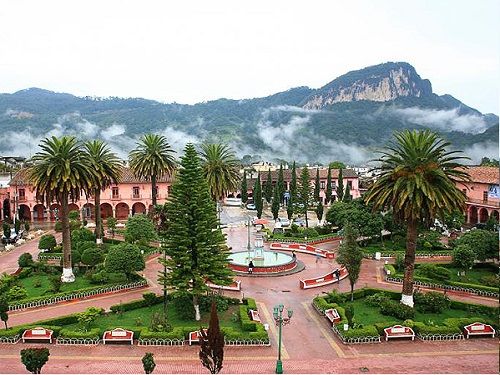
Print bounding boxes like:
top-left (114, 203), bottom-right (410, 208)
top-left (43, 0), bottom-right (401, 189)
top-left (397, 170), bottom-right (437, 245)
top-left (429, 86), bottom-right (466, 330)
top-left (273, 303), bottom-right (293, 374)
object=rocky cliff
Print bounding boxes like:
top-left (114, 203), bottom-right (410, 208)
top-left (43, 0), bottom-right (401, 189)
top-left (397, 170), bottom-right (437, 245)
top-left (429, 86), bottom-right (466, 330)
top-left (302, 62), bottom-right (433, 109)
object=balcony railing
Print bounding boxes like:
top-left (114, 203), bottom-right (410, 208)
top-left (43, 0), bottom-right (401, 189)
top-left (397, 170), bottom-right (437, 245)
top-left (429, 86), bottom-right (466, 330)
top-left (466, 197), bottom-right (500, 208)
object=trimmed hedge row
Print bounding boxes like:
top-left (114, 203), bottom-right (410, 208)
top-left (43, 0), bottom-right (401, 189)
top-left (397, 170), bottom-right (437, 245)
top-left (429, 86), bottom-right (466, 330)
top-left (109, 294), bottom-right (163, 313)
top-left (239, 298), bottom-right (259, 332)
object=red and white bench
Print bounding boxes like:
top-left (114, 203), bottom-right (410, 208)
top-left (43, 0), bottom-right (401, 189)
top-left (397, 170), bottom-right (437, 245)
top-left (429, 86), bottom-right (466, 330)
top-left (189, 329), bottom-right (208, 345)
top-left (206, 280), bottom-right (241, 291)
top-left (463, 322), bottom-right (495, 339)
top-left (102, 328), bottom-right (134, 345)
top-left (384, 325), bottom-right (415, 341)
top-left (270, 243), bottom-right (334, 259)
top-left (299, 267), bottom-right (348, 289)
top-left (22, 327), bottom-right (53, 344)
top-left (248, 309), bottom-right (261, 322)
top-left (324, 308), bottom-right (341, 325)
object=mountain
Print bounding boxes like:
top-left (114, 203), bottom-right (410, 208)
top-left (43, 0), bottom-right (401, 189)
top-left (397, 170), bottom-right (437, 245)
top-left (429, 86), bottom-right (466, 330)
top-left (0, 62), bottom-right (497, 164)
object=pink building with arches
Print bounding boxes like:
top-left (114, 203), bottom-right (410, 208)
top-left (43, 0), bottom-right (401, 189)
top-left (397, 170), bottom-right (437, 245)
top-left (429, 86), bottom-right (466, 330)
top-left (4, 167), bottom-right (173, 222)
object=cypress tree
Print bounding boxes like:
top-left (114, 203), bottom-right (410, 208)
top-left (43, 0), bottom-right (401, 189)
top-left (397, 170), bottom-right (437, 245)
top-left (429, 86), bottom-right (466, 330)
top-left (298, 167), bottom-right (311, 228)
top-left (286, 196), bottom-right (294, 220)
top-left (253, 173), bottom-right (263, 219)
top-left (314, 168), bottom-right (321, 203)
top-left (160, 144), bottom-right (233, 321)
top-left (336, 168), bottom-right (344, 201)
top-left (315, 202), bottom-right (324, 223)
top-left (325, 166), bottom-right (333, 204)
top-left (277, 164), bottom-right (285, 204)
top-left (264, 169), bottom-right (273, 204)
top-left (337, 223), bottom-right (363, 301)
top-left (290, 161), bottom-right (297, 201)
top-left (199, 301), bottom-right (224, 374)
top-left (343, 182), bottom-right (352, 201)
top-left (271, 185), bottom-right (280, 220)
top-left (241, 172), bottom-right (248, 203)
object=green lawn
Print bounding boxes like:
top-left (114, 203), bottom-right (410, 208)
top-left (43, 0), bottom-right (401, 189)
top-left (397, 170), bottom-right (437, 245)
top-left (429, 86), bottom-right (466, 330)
top-left (17, 274), bottom-right (109, 299)
top-left (442, 264), bottom-right (497, 285)
top-left (64, 303), bottom-right (241, 332)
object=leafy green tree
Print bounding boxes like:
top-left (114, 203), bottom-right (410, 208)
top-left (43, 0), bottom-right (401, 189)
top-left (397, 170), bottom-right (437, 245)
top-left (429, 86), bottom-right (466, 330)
top-left (315, 202), bottom-right (324, 222)
top-left (277, 164), bottom-right (285, 204)
top-left (142, 353), bottom-right (156, 374)
top-left (336, 168), bottom-right (344, 201)
top-left (129, 134), bottom-right (176, 207)
top-left (0, 296), bottom-right (9, 329)
top-left (365, 130), bottom-right (469, 306)
top-left (454, 229), bottom-right (498, 261)
top-left (325, 166), bottom-right (333, 205)
top-left (83, 140), bottom-right (122, 244)
top-left (271, 185), bottom-right (280, 220)
top-left (107, 217), bottom-right (117, 238)
top-left (298, 167), bottom-right (312, 228)
top-left (28, 136), bottom-right (94, 282)
top-left (240, 172), bottom-right (248, 204)
top-left (329, 161), bottom-right (346, 169)
top-left (14, 220), bottom-right (21, 234)
top-left (76, 307), bottom-right (103, 331)
top-left (199, 301), bottom-right (225, 374)
top-left (480, 157), bottom-right (499, 167)
top-left (484, 216), bottom-right (498, 232)
top-left (125, 214), bottom-right (157, 245)
top-left (314, 168), bottom-right (321, 203)
top-left (160, 144), bottom-right (233, 321)
top-left (443, 209), bottom-right (465, 230)
top-left (81, 247), bottom-right (104, 268)
top-left (201, 143), bottom-right (240, 217)
top-left (105, 243), bottom-right (145, 280)
top-left (71, 228), bottom-right (95, 244)
top-left (264, 169), bottom-right (273, 204)
top-left (20, 348), bottom-right (50, 374)
top-left (452, 244), bottom-right (475, 275)
top-left (343, 182), bottom-right (351, 202)
top-left (18, 253), bottom-right (34, 268)
top-left (290, 161), bottom-right (297, 202)
top-left (286, 197), bottom-right (294, 220)
top-left (336, 223), bottom-right (363, 301)
top-left (253, 173), bottom-right (263, 219)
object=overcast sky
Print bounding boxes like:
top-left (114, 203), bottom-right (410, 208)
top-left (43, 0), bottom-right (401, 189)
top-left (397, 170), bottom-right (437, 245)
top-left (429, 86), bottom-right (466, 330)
top-left (0, 0), bottom-right (498, 114)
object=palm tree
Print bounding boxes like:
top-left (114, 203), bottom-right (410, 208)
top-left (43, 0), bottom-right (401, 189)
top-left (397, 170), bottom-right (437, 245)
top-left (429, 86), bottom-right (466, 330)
top-left (28, 136), bottom-right (94, 282)
top-left (83, 140), bottom-right (122, 244)
top-left (200, 143), bottom-right (240, 215)
top-left (365, 130), bottom-right (469, 306)
top-left (129, 134), bottom-right (176, 207)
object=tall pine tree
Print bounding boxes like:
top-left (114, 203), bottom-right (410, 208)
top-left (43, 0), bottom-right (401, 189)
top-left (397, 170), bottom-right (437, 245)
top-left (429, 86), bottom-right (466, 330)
top-left (271, 185), bottom-right (280, 220)
top-left (290, 161), bottom-right (297, 202)
top-left (277, 164), bottom-right (285, 205)
top-left (241, 172), bottom-right (248, 203)
top-left (336, 168), bottom-right (344, 202)
top-left (343, 182), bottom-right (352, 201)
top-left (160, 144), bottom-right (233, 321)
top-left (325, 166), bottom-right (333, 205)
top-left (253, 173), bottom-right (263, 219)
top-left (264, 169), bottom-right (273, 204)
top-left (314, 168), bottom-right (321, 203)
top-left (298, 167), bottom-right (312, 228)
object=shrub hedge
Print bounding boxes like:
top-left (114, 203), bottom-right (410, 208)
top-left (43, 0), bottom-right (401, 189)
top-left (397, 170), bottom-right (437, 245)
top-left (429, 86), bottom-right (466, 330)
top-left (59, 328), bottom-right (101, 339)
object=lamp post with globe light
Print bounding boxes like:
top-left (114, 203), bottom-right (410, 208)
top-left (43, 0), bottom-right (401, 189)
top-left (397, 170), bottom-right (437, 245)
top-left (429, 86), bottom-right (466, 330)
top-left (273, 303), bottom-right (293, 374)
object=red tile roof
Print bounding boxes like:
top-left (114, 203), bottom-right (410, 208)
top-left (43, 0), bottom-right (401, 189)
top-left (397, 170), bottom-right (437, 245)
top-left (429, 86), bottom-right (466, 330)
top-left (466, 166), bottom-right (499, 185)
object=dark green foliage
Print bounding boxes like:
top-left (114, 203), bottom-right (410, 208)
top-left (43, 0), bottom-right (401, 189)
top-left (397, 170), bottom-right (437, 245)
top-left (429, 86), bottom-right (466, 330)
top-left (172, 295), bottom-right (195, 320)
top-left (416, 231), bottom-right (443, 250)
top-left (18, 253), bottom-right (34, 268)
top-left (271, 185), bottom-right (280, 220)
top-left (286, 197), bottom-right (293, 219)
top-left (240, 172), bottom-right (248, 204)
top-left (443, 209), bottom-right (465, 230)
top-left (264, 169), bottom-right (273, 204)
top-left (49, 275), bottom-right (62, 293)
top-left (336, 168), bottom-right (344, 201)
top-left (277, 164), bottom-right (285, 204)
top-left (38, 235), bottom-right (57, 251)
top-left (315, 202), bottom-right (323, 222)
top-left (414, 291), bottom-right (450, 313)
top-left (345, 304), bottom-right (354, 327)
top-left (290, 161), bottom-right (297, 201)
top-left (364, 292), bottom-right (390, 307)
top-left (105, 243), bottom-right (145, 280)
top-left (452, 244), bottom-right (475, 274)
top-left (239, 306), bottom-right (257, 332)
top-left (480, 157), bottom-right (499, 167)
top-left (161, 144), bottom-right (233, 320)
top-left (80, 248), bottom-right (104, 268)
top-left (454, 229), bottom-right (498, 261)
top-left (20, 348), bottom-right (50, 374)
top-left (314, 168), bottom-right (320, 202)
top-left (298, 167), bottom-right (311, 227)
top-left (325, 166), bottom-right (332, 204)
top-left (3, 222), bottom-right (10, 238)
top-left (14, 220), bottom-right (21, 234)
top-left (143, 292), bottom-right (158, 307)
top-left (243, 298), bottom-right (257, 310)
top-left (0, 296), bottom-right (9, 329)
top-left (415, 264), bottom-right (451, 282)
top-left (379, 299), bottom-right (415, 320)
top-left (71, 228), bottom-right (95, 243)
top-left (142, 353), bottom-right (156, 374)
top-left (7, 286), bottom-right (28, 300)
top-left (337, 224), bottom-right (363, 300)
top-left (199, 301), bottom-right (225, 374)
top-left (109, 295), bottom-right (163, 313)
top-left (394, 253), bottom-right (404, 272)
top-left (329, 161), bottom-right (346, 169)
top-left (54, 221), bottom-right (62, 232)
top-left (343, 182), bottom-right (351, 202)
top-left (253, 173), bottom-right (263, 218)
top-left (124, 214), bottom-right (157, 245)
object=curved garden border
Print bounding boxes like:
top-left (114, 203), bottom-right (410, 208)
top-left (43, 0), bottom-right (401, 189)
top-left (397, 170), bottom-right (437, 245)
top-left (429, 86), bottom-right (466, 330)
top-left (8, 280), bottom-right (148, 311)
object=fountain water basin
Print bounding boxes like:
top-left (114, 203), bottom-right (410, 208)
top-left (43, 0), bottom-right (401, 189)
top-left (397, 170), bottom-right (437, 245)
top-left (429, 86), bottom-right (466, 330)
top-left (228, 251), bottom-right (296, 274)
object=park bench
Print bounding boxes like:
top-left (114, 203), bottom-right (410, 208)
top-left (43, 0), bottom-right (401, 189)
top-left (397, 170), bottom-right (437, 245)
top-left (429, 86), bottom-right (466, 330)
top-left (299, 267), bottom-right (347, 289)
top-left (324, 308), bottom-right (341, 325)
top-left (206, 280), bottom-right (241, 291)
top-left (248, 309), bottom-right (261, 322)
top-left (189, 329), bottom-right (208, 345)
top-left (102, 328), bottom-right (134, 345)
top-left (463, 322), bottom-right (495, 339)
top-left (384, 325), bottom-right (415, 341)
top-left (22, 327), bottom-right (53, 344)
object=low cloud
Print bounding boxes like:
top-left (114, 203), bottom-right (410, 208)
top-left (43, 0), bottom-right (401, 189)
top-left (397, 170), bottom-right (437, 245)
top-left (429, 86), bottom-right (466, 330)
top-left (389, 107), bottom-right (488, 134)
top-left (462, 142), bottom-right (499, 164)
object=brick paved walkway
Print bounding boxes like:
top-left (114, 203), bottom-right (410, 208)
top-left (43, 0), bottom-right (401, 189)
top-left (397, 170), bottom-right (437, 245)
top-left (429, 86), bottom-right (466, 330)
top-left (1, 225), bottom-right (498, 373)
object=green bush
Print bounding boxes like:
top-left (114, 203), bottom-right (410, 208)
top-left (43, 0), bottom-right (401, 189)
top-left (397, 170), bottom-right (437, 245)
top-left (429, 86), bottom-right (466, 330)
top-left (18, 253), bottom-right (34, 268)
top-left (412, 322), bottom-right (460, 335)
top-left (171, 295), bottom-right (195, 320)
top-left (6, 286), bottom-right (28, 301)
top-left (337, 324), bottom-right (379, 338)
top-left (394, 253), bottom-right (405, 272)
top-left (59, 328), bottom-right (101, 339)
top-left (243, 298), bottom-right (257, 310)
top-left (447, 280), bottom-right (499, 293)
top-left (139, 327), bottom-right (185, 340)
top-left (384, 264), bottom-right (396, 276)
top-left (302, 227), bottom-right (319, 238)
top-left (223, 324), bottom-right (269, 342)
top-left (365, 292), bottom-right (390, 307)
top-left (415, 264), bottom-right (451, 282)
top-left (239, 305), bottom-right (257, 332)
top-left (38, 235), bottom-right (57, 251)
top-left (54, 221), bottom-right (62, 232)
top-left (449, 300), bottom-right (499, 317)
top-left (479, 275), bottom-right (500, 288)
top-left (414, 291), bottom-right (450, 313)
top-left (142, 292), bottom-right (158, 307)
top-left (109, 295), bottom-right (162, 314)
top-left (379, 299), bottom-right (415, 320)
top-left (313, 296), bottom-right (335, 312)
top-left (72, 228), bottom-right (95, 243)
